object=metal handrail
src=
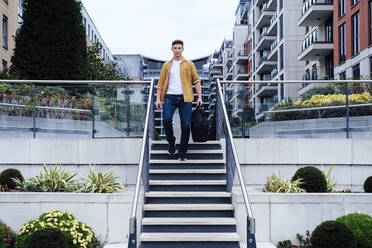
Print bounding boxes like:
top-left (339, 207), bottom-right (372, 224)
top-left (0, 79), bottom-right (151, 85)
top-left (216, 79), bottom-right (256, 246)
top-left (128, 79), bottom-right (154, 248)
top-left (220, 79), bottom-right (372, 84)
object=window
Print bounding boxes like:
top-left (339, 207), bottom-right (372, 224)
top-left (370, 57), bottom-right (372, 78)
top-left (279, 45), bottom-right (284, 70)
top-left (370, 1), bottom-right (372, 45)
top-left (279, 15), bottom-right (283, 40)
top-left (339, 23), bottom-right (346, 63)
top-left (83, 17), bottom-right (86, 30)
top-left (352, 0), bottom-right (359, 7)
top-left (352, 64), bottom-right (360, 79)
top-left (352, 12), bottom-right (360, 56)
top-left (325, 54), bottom-right (334, 79)
top-left (18, 0), bottom-right (23, 28)
top-left (339, 0), bottom-right (345, 17)
top-left (2, 15), bottom-right (7, 49)
top-left (88, 24), bottom-right (90, 38)
top-left (279, 0), bottom-right (283, 10)
top-left (2, 60), bottom-right (7, 70)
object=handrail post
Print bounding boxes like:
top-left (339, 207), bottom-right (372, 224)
top-left (128, 217), bottom-right (136, 248)
top-left (32, 83), bottom-right (37, 138)
top-left (345, 81), bottom-right (350, 139)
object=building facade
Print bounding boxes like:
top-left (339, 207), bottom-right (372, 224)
top-left (297, 0), bottom-right (334, 97)
top-left (334, 0), bottom-right (372, 79)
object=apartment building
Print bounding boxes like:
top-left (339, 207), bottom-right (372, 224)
top-left (247, 0), bottom-right (305, 120)
top-left (0, 0), bottom-right (21, 70)
top-left (81, 5), bottom-right (113, 63)
top-left (297, 0), bottom-right (334, 97)
top-left (334, 0), bottom-right (372, 79)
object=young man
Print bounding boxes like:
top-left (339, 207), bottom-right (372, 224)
top-left (155, 40), bottom-right (203, 161)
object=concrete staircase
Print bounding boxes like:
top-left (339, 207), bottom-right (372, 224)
top-left (140, 140), bottom-right (240, 248)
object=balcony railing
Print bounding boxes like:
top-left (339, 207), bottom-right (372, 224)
top-left (258, 27), bottom-right (269, 42)
top-left (270, 12), bottom-right (278, 26)
top-left (301, 0), bottom-right (333, 16)
top-left (301, 29), bottom-right (333, 52)
top-left (271, 68), bottom-right (279, 78)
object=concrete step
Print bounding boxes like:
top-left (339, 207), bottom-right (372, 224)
top-left (140, 232), bottom-right (240, 242)
top-left (150, 159), bottom-right (224, 164)
top-left (149, 169), bottom-right (226, 174)
top-left (145, 191), bottom-right (231, 198)
top-left (144, 204), bottom-right (234, 211)
top-left (142, 217), bottom-right (237, 225)
top-left (150, 140), bottom-right (221, 145)
top-left (150, 150), bottom-right (223, 154)
top-left (103, 242), bottom-right (275, 248)
top-left (149, 180), bottom-right (226, 185)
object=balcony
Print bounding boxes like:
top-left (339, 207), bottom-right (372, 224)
top-left (298, 0), bottom-right (333, 27)
top-left (256, 53), bottom-right (277, 74)
top-left (224, 51), bottom-right (233, 66)
top-left (256, 83), bottom-right (278, 97)
top-left (256, 4), bottom-right (276, 29)
top-left (298, 29), bottom-right (333, 61)
top-left (257, 28), bottom-right (276, 51)
top-left (234, 68), bottom-right (250, 80)
top-left (212, 74), bottom-right (224, 80)
top-left (233, 50), bottom-right (249, 65)
top-left (267, 12), bottom-right (278, 36)
top-left (268, 39), bottom-right (279, 61)
top-left (267, 0), bottom-right (277, 11)
top-left (212, 60), bottom-right (223, 69)
top-left (271, 67), bottom-right (279, 79)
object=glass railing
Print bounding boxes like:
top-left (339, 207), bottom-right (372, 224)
top-left (0, 80), bottom-right (152, 139)
top-left (216, 79), bottom-right (372, 139)
top-left (302, 0), bottom-right (333, 16)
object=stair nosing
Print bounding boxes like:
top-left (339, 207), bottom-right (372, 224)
top-left (149, 180), bottom-right (226, 185)
top-left (149, 169), bottom-right (226, 174)
top-left (143, 204), bottom-right (234, 211)
top-left (150, 140), bottom-right (222, 145)
top-left (142, 217), bottom-right (237, 225)
top-left (150, 149), bottom-right (223, 154)
top-left (140, 232), bottom-right (240, 242)
top-left (150, 159), bottom-right (225, 164)
top-left (145, 191), bottom-right (231, 197)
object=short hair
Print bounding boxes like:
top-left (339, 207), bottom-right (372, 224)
top-left (172, 39), bottom-right (184, 47)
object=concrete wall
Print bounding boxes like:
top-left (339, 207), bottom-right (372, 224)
top-left (233, 188), bottom-right (372, 246)
top-left (234, 138), bottom-right (372, 191)
top-left (0, 191), bottom-right (134, 246)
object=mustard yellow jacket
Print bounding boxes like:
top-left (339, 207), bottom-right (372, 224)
top-left (156, 58), bottom-right (201, 102)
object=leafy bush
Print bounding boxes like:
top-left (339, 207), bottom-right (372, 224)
top-left (336, 213), bottom-right (372, 248)
top-left (276, 240), bottom-right (291, 248)
top-left (322, 165), bottom-right (338, 192)
top-left (296, 230), bottom-right (311, 248)
top-left (76, 166), bottom-right (124, 193)
top-left (28, 228), bottom-right (67, 248)
top-left (264, 171), bottom-right (305, 193)
top-left (0, 169), bottom-right (24, 190)
top-left (364, 176), bottom-right (372, 193)
top-left (311, 220), bottom-right (357, 248)
top-left (16, 210), bottom-right (99, 248)
top-left (295, 92), bottom-right (372, 107)
top-left (24, 164), bottom-right (78, 192)
top-left (0, 219), bottom-right (16, 248)
top-left (292, 166), bottom-right (327, 193)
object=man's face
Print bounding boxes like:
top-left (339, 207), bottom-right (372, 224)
top-left (171, 44), bottom-right (184, 57)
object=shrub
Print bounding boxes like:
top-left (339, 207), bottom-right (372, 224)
top-left (276, 240), bottom-right (292, 248)
top-left (26, 164), bottom-right (78, 192)
top-left (28, 228), bottom-right (67, 248)
top-left (16, 210), bottom-right (100, 248)
top-left (322, 165), bottom-right (338, 192)
top-left (264, 171), bottom-right (305, 193)
top-left (336, 213), bottom-right (372, 248)
top-left (0, 169), bottom-right (24, 190)
top-left (310, 220), bottom-right (357, 248)
top-left (0, 219), bottom-right (16, 248)
top-left (364, 176), bottom-right (372, 193)
top-left (296, 230), bottom-right (311, 248)
top-left (292, 166), bottom-right (327, 192)
top-left (76, 166), bottom-right (124, 193)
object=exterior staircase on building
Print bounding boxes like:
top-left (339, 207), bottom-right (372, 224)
top-left (140, 140), bottom-right (240, 248)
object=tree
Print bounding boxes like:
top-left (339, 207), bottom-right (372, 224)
top-left (10, 0), bottom-right (87, 80)
top-left (87, 43), bottom-right (124, 80)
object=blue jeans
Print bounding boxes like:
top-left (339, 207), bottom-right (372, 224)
top-left (163, 94), bottom-right (192, 156)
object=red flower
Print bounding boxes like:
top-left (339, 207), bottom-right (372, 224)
top-left (8, 238), bottom-right (11, 243)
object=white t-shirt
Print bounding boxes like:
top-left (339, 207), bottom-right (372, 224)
top-left (167, 60), bottom-right (183, 95)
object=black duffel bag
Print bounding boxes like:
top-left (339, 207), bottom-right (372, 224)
top-left (191, 106), bottom-right (210, 142)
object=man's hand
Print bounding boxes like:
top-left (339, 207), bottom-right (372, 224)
top-left (196, 97), bottom-right (203, 107)
top-left (155, 99), bottom-right (162, 110)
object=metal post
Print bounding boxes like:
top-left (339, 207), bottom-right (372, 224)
top-left (216, 81), bottom-right (221, 140)
top-left (247, 217), bottom-right (257, 248)
top-left (91, 88), bottom-right (96, 139)
top-left (242, 88), bottom-right (246, 138)
top-left (346, 82), bottom-right (350, 139)
top-left (32, 84), bottom-right (36, 138)
top-left (128, 217), bottom-right (137, 248)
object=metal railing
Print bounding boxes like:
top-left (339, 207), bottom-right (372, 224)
top-left (128, 79), bottom-right (155, 248)
top-left (216, 79), bottom-right (256, 247)
top-left (0, 79), bottom-right (151, 139)
top-left (221, 80), bottom-right (372, 139)
top-left (301, 0), bottom-right (333, 16)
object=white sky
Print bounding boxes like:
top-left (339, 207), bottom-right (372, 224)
top-left (81, 0), bottom-right (239, 60)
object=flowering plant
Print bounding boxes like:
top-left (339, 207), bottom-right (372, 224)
top-left (16, 210), bottom-right (99, 248)
top-left (0, 220), bottom-right (15, 248)
top-left (295, 92), bottom-right (372, 107)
